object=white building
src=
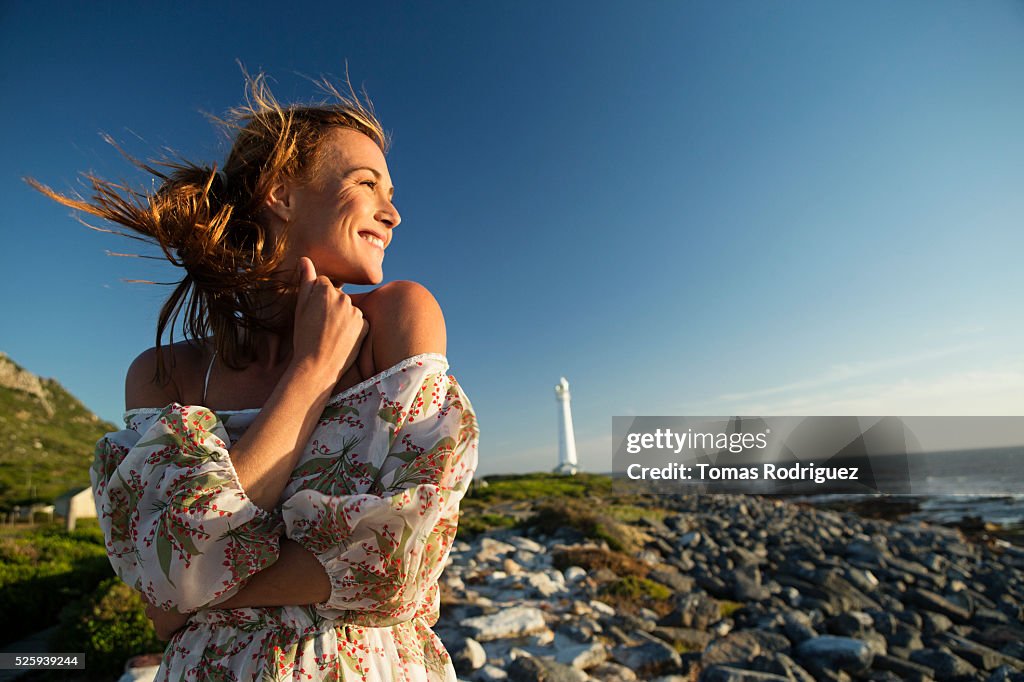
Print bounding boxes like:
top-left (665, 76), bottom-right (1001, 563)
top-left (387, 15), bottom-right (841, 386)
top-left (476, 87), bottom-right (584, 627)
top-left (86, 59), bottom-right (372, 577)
top-left (554, 377), bottom-right (579, 475)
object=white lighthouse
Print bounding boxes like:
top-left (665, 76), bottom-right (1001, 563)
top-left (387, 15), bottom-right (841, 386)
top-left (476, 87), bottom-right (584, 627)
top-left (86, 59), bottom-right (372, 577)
top-left (554, 377), bottom-right (579, 475)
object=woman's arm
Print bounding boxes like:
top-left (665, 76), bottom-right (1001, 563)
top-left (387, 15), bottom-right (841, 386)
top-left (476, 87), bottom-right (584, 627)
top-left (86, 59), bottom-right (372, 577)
top-left (145, 539), bottom-right (332, 640)
top-left (215, 539), bottom-right (331, 608)
top-left (126, 258), bottom-right (367, 512)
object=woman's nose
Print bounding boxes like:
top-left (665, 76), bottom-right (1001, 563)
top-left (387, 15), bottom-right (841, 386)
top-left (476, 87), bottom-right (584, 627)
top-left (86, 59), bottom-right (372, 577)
top-left (377, 201), bottom-right (400, 229)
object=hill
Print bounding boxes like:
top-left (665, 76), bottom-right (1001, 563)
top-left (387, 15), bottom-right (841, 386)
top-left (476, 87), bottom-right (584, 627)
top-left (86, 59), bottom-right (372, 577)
top-left (0, 352), bottom-right (115, 510)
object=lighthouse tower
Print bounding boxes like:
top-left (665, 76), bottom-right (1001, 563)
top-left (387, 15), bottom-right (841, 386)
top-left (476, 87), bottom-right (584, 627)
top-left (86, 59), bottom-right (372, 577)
top-left (554, 377), bottom-right (579, 475)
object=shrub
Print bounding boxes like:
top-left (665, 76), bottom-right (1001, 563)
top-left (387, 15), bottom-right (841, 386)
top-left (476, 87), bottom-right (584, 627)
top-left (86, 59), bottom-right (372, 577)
top-left (54, 577), bottom-right (163, 680)
top-left (0, 526), bottom-right (113, 645)
top-left (551, 545), bottom-right (649, 578)
top-left (602, 575), bottom-right (672, 600)
top-left (598, 575), bottom-right (676, 617)
top-left (457, 512), bottom-right (517, 539)
top-left (520, 498), bottom-right (642, 553)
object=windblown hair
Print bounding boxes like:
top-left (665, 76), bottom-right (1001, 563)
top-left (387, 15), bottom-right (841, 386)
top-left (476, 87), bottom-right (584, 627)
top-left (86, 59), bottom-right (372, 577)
top-left (29, 71), bottom-right (388, 382)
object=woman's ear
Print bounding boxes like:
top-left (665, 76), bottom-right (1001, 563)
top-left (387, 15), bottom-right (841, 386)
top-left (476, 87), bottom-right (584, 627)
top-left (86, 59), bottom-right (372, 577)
top-left (264, 179), bottom-right (297, 223)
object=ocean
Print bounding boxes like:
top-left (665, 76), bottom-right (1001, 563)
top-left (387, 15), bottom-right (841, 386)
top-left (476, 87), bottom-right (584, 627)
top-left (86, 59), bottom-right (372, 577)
top-left (796, 446), bottom-right (1024, 527)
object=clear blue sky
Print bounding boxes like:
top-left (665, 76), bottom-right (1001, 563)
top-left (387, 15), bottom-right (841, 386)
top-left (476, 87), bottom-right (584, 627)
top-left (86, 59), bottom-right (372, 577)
top-left (3, 1), bottom-right (1023, 475)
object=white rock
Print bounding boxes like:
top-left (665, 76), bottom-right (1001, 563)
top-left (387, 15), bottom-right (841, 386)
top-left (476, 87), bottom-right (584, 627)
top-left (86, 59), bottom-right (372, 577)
top-left (444, 575), bottom-right (466, 591)
top-left (527, 627), bottom-right (556, 646)
top-left (564, 566), bottom-right (587, 583)
top-left (590, 600), bottom-right (616, 617)
top-left (456, 637), bottom-right (487, 670)
top-left (477, 664), bottom-right (509, 681)
top-left (527, 572), bottom-right (567, 597)
top-left (516, 550), bottom-right (539, 567)
top-left (477, 538), bottom-right (518, 563)
top-left (117, 666), bottom-right (159, 682)
top-left (461, 606), bottom-right (548, 641)
top-left (507, 535), bottom-right (545, 553)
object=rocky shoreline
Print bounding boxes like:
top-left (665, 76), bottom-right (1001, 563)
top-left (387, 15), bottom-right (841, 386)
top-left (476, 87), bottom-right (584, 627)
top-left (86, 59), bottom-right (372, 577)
top-left (436, 492), bottom-right (1024, 682)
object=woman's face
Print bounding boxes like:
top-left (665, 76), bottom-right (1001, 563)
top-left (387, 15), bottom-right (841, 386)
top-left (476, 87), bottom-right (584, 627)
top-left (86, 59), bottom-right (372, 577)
top-left (282, 128), bottom-right (400, 285)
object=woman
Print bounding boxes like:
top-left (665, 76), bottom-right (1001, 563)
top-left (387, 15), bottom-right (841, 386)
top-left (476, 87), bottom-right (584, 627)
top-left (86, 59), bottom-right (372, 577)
top-left (34, 74), bottom-right (479, 681)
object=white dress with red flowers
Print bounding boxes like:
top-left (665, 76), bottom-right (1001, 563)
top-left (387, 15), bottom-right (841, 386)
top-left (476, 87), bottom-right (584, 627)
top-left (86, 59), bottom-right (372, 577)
top-left (91, 353), bottom-right (479, 681)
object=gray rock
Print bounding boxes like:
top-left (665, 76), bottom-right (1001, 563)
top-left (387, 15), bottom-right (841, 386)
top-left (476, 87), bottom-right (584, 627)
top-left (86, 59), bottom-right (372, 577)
top-left (886, 622), bottom-right (924, 652)
top-left (871, 653), bottom-right (937, 681)
top-left (507, 655), bottom-right (588, 682)
top-left (843, 566), bottom-right (880, 594)
top-left (826, 610), bottom-right (874, 638)
top-left (648, 565), bottom-right (696, 593)
top-left (554, 642), bottom-right (607, 670)
top-left (728, 546), bottom-right (766, 567)
top-left (731, 565), bottom-right (770, 601)
top-left (700, 665), bottom-right (789, 682)
top-left (773, 652), bottom-right (817, 682)
top-left (589, 661), bottom-right (637, 681)
top-left (650, 626), bottom-right (712, 653)
top-left (701, 630), bottom-right (791, 668)
top-left (698, 574), bottom-right (733, 599)
top-left (907, 587), bottom-right (973, 623)
top-left (659, 592), bottom-right (721, 629)
top-left (920, 610), bottom-right (955, 635)
top-left (611, 633), bottom-right (683, 677)
top-left (782, 611), bottom-right (817, 644)
top-left (462, 606), bottom-right (547, 641)
top-left (795, 635), bottom-right (873, 675)
top-left (909, 647), bottom-right (979, 682)
top-left (679, 531), bottom-right (702, 548)
top-left (939, 632), bottom-right (1024, 673)
top-left (557, 617), bottom-right (602, 643)
top-left (986, 665), bottom-right (1024, 682)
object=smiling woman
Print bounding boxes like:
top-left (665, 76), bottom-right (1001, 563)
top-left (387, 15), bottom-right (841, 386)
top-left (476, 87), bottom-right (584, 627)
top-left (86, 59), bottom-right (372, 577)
top-left (275, 128), bottom-right (401, 286)
top-left (28, 72), bottom-right (478, 681)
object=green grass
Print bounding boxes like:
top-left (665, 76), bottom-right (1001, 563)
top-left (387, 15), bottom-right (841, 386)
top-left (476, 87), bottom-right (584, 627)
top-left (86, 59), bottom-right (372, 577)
top-left (457, 512), bottom-right (518, 538)
top-left (603, 575), bottom-right (673, 600)
top-left (467, 472), bottom-right (612, 503)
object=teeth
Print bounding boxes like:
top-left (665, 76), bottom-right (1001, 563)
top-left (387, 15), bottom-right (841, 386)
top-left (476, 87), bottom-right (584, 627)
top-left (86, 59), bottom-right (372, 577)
top-left (361, 234), bottom-right (384, 249)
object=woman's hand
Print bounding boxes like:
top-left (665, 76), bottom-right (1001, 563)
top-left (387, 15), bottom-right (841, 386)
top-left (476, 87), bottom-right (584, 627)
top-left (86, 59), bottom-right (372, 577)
top-left (141, 595), bottom-right (190, 641)
top-left (291, 257), bottom-right (369, 390)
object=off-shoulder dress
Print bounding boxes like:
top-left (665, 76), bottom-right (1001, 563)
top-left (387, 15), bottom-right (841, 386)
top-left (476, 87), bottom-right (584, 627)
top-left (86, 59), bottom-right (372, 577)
top-left (91, 353), bottom-right (479, 681)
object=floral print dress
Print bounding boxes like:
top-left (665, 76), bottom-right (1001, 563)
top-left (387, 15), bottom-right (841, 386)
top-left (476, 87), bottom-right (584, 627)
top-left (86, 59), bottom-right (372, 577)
top-left (91, 353), bottom-right (479, 681)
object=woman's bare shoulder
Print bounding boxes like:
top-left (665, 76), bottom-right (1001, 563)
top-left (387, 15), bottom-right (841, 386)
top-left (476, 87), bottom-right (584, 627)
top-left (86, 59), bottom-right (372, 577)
top-left (356, 281), bottom-right (446, 370)
top-left (124, 342), bottom-right (205, 410)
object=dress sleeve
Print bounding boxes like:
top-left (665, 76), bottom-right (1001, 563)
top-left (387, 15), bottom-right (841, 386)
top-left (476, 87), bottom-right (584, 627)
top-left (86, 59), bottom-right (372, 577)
top-left (280, 359), bottom-right (479, 624)
top-left (91, 404), bottom-right (284, 612)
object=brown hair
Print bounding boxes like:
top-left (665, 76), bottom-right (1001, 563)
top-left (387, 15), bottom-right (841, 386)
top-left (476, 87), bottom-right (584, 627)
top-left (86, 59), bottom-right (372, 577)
top-left (28, 71), bottom-right (388, 382)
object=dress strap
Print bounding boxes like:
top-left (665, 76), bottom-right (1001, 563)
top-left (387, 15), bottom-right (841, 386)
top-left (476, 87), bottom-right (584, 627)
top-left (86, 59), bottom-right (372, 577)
top-left (202, 349), bottom-right (217, 405)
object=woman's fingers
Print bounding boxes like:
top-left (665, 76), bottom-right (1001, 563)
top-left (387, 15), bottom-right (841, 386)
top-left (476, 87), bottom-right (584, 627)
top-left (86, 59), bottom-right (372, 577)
top-left (290, 255), bottom-right (368, 387)
top-left (296, 257), bottom-right (317, 299)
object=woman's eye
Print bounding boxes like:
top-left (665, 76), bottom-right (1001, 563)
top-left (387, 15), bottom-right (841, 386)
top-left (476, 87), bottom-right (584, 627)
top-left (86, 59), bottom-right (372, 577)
top-left (360, 180), bottom-right (377, 190)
